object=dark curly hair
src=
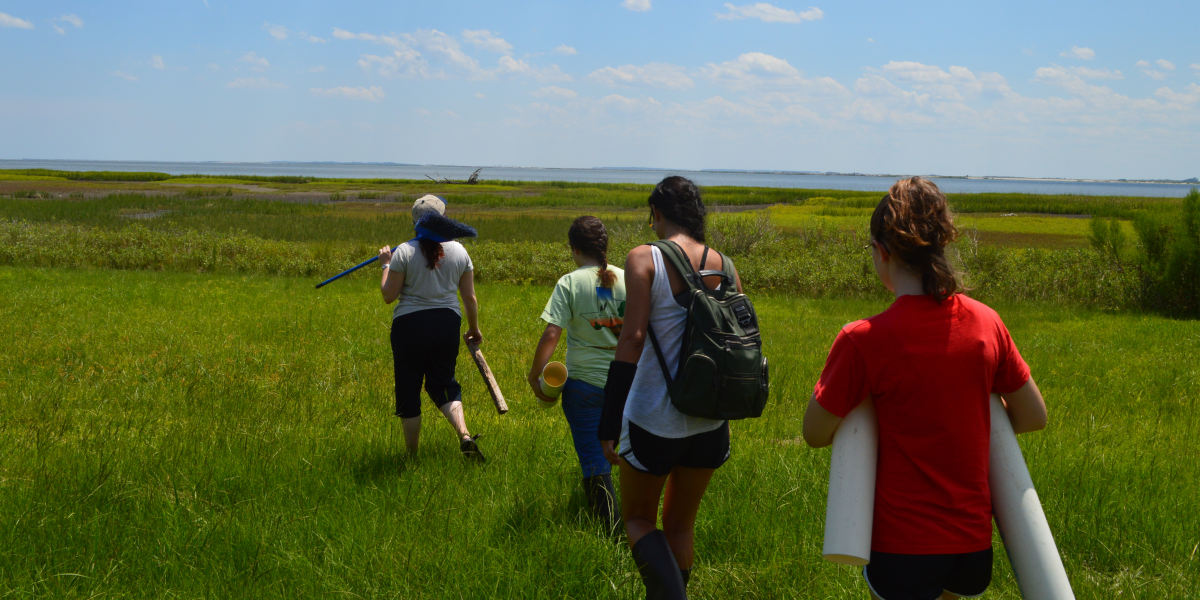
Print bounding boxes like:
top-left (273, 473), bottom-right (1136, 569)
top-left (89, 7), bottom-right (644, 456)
top-left (870, 177), bottom-right (961, 302)
top-left (648, 176), bottom-right (706, 243)
top-left (568, 216), bottom-right (617, 288)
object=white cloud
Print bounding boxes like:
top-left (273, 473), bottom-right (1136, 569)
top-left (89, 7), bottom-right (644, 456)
top-left (0, 12), bottom-right (34, 29)
top-left (150, 55), bottom-right (166, 70)
top-left (227, 77), bottom-right (286, 89)
top-left (600, 94), bottom-right (662, 112)
top-left (240, 52), bottom-right (270, 71)
top-left (703, 53), bottom-right (843, 92)
top-left (622, 0), bottom-right (652, 12)
top-left (265, 23), bottom-right (325, 43)
top-left (1071, 66), bottom-right (1123, 80)
top-left (112, 71), bottom-right (138, 82)
top-left (590, 63), bottom-right (694, 90)
top-left (265, 22), bottom-right (288, 40)
top-left (1156, 59), bottom-right (1176, 71)
top-left (716, 3), bottom-right (824, 23)
top-left (51, 14), bottom-right (83, 34)
top-left (308, 65), bottom-right (325, 73)
top-left (310, 86), bottom-right (385, 101)
top-left (1136, 61), bottom-right (1167, 80)
top-left (475, 92), bottom-right (486, 98)
top-left (497, 55), bottom-right (572, 82)
top-left (554, 44), bottom-right (577, 55)
top-left (1059, 46), bottom-right (1095, 60)
top-left (532, 86), bottom-right (578, 98)
top-left (867, 38), bottom-right (875, 43)
top-left (462, 29), bottom-right (513, 54)
top-left (1155, 84), bottom-right (1200, 105)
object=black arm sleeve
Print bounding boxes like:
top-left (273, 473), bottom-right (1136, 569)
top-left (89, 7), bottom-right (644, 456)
top-left (598, 360), bottom-right (637, 442)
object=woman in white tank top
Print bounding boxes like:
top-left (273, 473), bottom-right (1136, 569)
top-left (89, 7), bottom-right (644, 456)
top-left (597, 176), bottom-right (743, 600)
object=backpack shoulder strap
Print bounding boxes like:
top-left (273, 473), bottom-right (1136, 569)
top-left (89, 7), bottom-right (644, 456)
top-left (648, 240), bottom-right (703, 292)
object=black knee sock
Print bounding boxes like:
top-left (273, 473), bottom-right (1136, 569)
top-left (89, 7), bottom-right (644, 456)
top-left (631, 530), bottom-right (687, 600)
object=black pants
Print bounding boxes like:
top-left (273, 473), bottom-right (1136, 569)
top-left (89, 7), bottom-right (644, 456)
top-left (391, 308), bottom-right (462, 419)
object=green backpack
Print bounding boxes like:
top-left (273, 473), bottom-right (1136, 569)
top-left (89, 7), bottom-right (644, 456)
top-left (646, 241), bottom-right (769, 421)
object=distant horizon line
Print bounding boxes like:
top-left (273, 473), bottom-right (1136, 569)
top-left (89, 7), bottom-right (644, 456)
top-left (2, 158), bottom-right (1197, 186)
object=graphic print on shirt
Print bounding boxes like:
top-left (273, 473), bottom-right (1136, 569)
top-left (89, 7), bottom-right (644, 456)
top-left (582, 286), bottom-right (625, 339)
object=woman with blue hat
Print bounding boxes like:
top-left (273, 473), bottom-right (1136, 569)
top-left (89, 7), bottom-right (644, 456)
top-left (379, 195), bottom-right (485, 461)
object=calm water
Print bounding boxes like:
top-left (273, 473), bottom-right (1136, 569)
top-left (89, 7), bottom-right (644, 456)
top-left (3, 159), bottom-right (1195, 198)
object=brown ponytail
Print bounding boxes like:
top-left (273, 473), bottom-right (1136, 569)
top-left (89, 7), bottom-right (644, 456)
top-left (870, 177), bottom-right (961, 302)
top-left (418, 239), bottom-right (444, 270)
top-left (568, 216), bottom-right (617, 288)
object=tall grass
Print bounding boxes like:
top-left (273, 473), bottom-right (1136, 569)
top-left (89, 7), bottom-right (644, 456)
top-left (0, 269), bottom-right (1195, 598)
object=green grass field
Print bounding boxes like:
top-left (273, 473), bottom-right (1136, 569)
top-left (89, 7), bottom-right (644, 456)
top-left (1, 267), bottom-right (1196, 598)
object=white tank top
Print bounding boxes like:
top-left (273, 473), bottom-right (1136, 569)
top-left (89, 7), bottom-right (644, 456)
top-left (622, 245), bottom-right (726, 439)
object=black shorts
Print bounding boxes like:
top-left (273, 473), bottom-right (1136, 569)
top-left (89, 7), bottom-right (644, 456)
top-left (391, 308), bottom-right (462, 419)
top-left (620, 420), bottom-right (730, 477)
top-left (863, 548), bottom-right (992, 600)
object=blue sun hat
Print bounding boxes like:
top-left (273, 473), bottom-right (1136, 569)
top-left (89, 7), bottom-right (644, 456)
top-left (415, 213), bottom-right (478, 243)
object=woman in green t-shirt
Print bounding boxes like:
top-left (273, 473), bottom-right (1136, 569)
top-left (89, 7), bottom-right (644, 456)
top-left (528, 216), bottom-right (626, 532)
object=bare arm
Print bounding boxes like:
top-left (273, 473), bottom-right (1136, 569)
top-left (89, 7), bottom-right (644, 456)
top-left (601, 245), bottom-right (655, 464)
top-left (459, 269), bottom-right (482, 345)
top-left (802, 392), bottom-right (846, 448)
top-left (1001, 378), bottom-right (1048, 434)
top-left (614, 245), bottom-right (654, 363)
top-left (379, 246), bottom-right (405, 304)
top-left (527, 324), bottom-right (563, 402)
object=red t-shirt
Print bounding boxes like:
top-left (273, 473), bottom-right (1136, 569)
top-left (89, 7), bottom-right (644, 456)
top-left (814, 294), bottom-right (1030, 554)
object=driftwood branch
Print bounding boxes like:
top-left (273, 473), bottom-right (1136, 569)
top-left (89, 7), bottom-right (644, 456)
top-left (424, 168), bottom-right (482, 185)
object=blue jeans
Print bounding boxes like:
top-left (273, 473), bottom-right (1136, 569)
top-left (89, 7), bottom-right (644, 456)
top-left (561, 378), bottom-right (611, 478)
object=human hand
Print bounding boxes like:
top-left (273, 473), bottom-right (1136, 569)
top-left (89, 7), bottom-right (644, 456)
top-left (463, 328), bottom-right (483, 346)
top-left (528, 375), bottom-right (557, 404)
top-left (601, 439), bottom-right (620, 465)
top-left (378, 246), bottom-right (393, 266)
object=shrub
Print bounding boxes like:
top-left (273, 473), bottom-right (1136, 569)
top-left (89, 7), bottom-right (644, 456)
top-left (1087, 216), bottom-right (1127, 265)
top-left (1134, 187), bottom-right (1200, 317)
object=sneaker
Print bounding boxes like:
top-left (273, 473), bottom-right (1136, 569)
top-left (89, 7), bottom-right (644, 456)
top-left (460, 434), bottom-right (485, 462)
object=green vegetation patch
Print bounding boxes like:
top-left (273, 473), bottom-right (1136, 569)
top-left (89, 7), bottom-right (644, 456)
top-left (0, 268), bottom-right (1194, 598)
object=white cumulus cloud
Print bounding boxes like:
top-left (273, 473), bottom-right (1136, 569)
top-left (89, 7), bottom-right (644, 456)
top-left (702, 52), bottom-right (842, 92)
top-left (308, 65), bottom-right (325, 72)
top-left (112, 71), bottom-right (138, 82)
top-left (716, 3), bottom-right (824, 23)
top-left (622, 0), bottom-right (652, 12)
top-left (51, 14), bottom-right (83, 34)
top-left (1156, 59), bottom-right (1176, 71)
top-left (1059, 46), bottom-right (1095, 60)
top-left (589, 63), bottom-right (693, 90)
top-left (462, 30), bottom-right (513, 54)
top-left (310, 86), bottom-right (385, 101)
top-left (1136, 61), bottom-right (1167, 80)
top-left (532, 86), bottom-right (578, 98)
top-left (554, 44), bottom-right (577, 55)
top-left (150, 55), bottom-right (166, 70)
top-left (227, 77), bottom-right (286, 89)
top-left (240, 51), bottom-right (270, 71)
top-left (0, 12), bottom-right (34, 29)
top-left (264, 22), bottom-right (288, 40)
top-left (498, 55), bottom-right (572, 81)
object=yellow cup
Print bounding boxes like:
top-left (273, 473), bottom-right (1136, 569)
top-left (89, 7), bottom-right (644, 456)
top-left (539, 361), bottom-right (568, 399)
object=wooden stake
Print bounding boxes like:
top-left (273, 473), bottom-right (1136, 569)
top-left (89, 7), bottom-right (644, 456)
top-left (466, 341), bottom-right (508, 415)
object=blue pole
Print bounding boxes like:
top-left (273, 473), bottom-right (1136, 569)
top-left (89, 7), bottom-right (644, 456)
top-left (314, 246), bottom-right (398, 289)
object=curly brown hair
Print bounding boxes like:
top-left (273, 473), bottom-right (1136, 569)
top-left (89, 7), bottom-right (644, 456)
top-left (568, 216), bottom-right (617, 288)
top-left (870, 177), bottom-right (961, 302)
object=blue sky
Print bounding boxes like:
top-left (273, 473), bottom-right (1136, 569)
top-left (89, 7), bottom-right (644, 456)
top-left (1, 0), bottom-right (1197, 179)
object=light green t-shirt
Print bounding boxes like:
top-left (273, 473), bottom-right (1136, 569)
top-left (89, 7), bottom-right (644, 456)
top-left (540, 266), bottom-right (627, 389)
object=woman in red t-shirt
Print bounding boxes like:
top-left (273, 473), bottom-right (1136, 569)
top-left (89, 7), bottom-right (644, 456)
top-left (803, 177), bottom-right (1049, 600)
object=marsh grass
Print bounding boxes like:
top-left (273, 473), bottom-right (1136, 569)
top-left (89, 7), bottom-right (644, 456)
top-left (0, 268), bottom-right (1195, 598)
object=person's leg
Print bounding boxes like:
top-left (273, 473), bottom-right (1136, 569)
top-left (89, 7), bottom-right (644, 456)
top-left (422, 310), bottom-right (470, 441)
top-left (561, 379), bottom-right (619, 529)
top-left (391, 315), bottom-right (424, 453)
top-left (660, 466), bottom-right (716, 570)
top-left (620, 459), bottom-right (686, 599)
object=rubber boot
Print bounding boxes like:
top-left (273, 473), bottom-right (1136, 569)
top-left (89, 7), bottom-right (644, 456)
top-left (584, 474), bottom-right (622, 534)
top-left (631, 530), bottom-right (688, 600)
top-left (680, 568), bottom-right (691, 590)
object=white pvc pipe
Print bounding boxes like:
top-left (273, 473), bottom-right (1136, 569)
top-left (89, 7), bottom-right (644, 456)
top-left (822, 398), bottom-right (877, 566)
top-left (989, 394), bottom-right (1075, 599)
